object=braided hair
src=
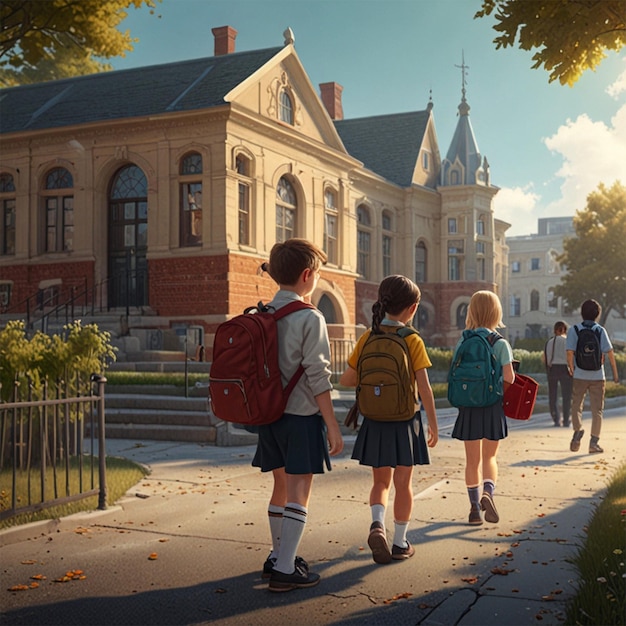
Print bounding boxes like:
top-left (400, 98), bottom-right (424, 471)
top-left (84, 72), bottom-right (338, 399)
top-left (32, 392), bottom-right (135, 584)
top-left (371, 275), bottom-right (421, 334)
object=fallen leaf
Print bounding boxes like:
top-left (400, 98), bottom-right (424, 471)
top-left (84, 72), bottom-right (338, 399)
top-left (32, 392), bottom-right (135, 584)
top-left (148, 553), bottom-right (158, 560)
top-left (461, 576), bottom-right (479, 584)
top-left (8, 584), bottom-right (30, 591)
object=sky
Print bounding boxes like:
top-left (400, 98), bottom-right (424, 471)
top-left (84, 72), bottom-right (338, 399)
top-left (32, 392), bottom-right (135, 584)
top-left (111, 0), bottom-right (626, 237)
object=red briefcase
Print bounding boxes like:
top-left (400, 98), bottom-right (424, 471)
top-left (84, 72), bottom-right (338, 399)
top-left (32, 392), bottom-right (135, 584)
top-left (503, 373), bottom-right (539, 420)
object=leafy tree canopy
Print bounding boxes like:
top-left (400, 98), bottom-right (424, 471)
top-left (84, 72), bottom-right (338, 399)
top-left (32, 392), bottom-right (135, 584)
top-left (0, 0), bottom-right (159, 86)
top-left (475, 0), bottom-right (626, 85)
top-left (555, 181), bottom-right (626, 325)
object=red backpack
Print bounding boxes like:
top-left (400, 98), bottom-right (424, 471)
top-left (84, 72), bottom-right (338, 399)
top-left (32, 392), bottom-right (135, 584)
top-left (208, 300), bottom-right (314, 426)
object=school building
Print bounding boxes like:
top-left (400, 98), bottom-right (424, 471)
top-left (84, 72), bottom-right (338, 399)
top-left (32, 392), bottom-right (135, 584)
top-left (0, 25), bottom-right (511, 354)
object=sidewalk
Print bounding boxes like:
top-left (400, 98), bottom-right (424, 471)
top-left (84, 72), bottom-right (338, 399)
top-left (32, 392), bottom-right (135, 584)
top-left (1, 401), bottom-right (625, 626)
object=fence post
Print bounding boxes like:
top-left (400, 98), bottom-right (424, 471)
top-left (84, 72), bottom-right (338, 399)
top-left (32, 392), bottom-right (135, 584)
top-left (91, 374), bottom-right (108, 510)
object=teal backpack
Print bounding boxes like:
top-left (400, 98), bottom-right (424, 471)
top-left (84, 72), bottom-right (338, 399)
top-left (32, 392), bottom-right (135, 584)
top-left (448, 329), bottom-right (503, 408)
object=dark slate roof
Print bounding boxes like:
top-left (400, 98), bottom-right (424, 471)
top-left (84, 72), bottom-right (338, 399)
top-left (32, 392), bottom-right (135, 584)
top-left (0, 47), bottom-right (282, 134)
top-left (334, 110), bottom-right (429, 187)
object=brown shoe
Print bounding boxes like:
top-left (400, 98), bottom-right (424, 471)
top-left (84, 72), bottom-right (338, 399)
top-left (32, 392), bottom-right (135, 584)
top-left (391, 541), bottom-right (415, 560)
top-left (570, 429), bottom-right (584, 452)
top-left (589, 442), bottom-right (604, 454)
top-left (367, 522), bottom-right (392, 564)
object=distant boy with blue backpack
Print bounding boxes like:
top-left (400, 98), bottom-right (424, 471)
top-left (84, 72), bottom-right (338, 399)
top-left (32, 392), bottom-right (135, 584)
top-left (449, 291), bottom-right (516, 526)
top-left (566, 299), bottom-right (619, 455)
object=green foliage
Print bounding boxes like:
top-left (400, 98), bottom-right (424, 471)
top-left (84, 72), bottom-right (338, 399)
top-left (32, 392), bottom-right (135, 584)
top-left (0, 319), bottom-right (116, 401)
top-left (565, 462), bottom-right (626, 625)
top-left (106, 371), bottom-right (206, 387)
top-left (475, 0), bottom-right (626, 86)
top-left (512, 338), bottom-right (546, 352)
top-left (555, 182), bottom-right (626, 325)
top-left (0, 0), bottom-right (160, 86)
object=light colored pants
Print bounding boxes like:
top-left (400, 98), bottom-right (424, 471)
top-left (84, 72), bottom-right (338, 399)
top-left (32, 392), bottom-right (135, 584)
top-left (571, 378), bottom-right (605, 438)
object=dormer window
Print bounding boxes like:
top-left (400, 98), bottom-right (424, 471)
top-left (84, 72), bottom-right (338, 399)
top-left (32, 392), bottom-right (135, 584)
top-left (422, 151), bottom-right (430, 171)
top-left (279, 90), bottom-right (294, 125)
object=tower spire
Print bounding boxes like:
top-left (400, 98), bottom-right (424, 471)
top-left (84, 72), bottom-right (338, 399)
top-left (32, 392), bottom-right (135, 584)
top-left (455, 50), bottom-right (469, 103)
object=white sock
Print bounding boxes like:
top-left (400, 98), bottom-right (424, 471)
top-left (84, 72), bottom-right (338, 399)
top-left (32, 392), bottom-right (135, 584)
top-left (371, 504), bottom-right (385, 526)
top-left (273, 502), bottom-right (307, 574)
top-left (393, 520), bottom-right (409, 548)
top-left (268, 504), bottom-right (283, 559)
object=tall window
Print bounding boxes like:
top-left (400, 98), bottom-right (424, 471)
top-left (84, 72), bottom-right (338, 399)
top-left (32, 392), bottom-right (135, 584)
top-left (0, 173), bottom-right (15, 256)
top-left (382, 211), bottom-right (392, 277)
top-left (179, 152), bottom-right (202, 247)
top-left (276, 177), bottom-right (296, 243)
top-left (448, 217), bottom-right (457, 233)
top-left (323, 188), bottom-right (338, 264)
top-left (531, 257), bottom-right (541, 271)
top-left (510, 295), bottom-right (521, 317)
top-left (236, 155), bottom-right (251, 245)
top-left (456, 303), bottom-right (468, 329)
top-left (42, 167), bottom-right (73, 252)
top-left (279, 90), bottom-right (294, 124)
top-left (357, 204), bottom-right (371, 280)
top-left (448, 240), bottom-right (464, 281)
top-left (476, 241), bottom-right (486, 280)
top-left (415, 241), bottom-right (427, 283)
top-left (530, 289), bottom-right (540, 311)
top-left (476, 217), bottom-right (485, 236)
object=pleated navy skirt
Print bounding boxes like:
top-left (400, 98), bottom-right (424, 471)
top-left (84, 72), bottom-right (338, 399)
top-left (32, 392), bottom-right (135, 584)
top-left (351, 411), bottom-right (430, 468)
top-left (451, 402), bottom-right (508, 441)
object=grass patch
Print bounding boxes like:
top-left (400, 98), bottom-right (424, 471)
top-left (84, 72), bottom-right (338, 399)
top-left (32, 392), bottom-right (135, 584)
top-left (106, 371), bottom-right (207, 387)
top-left (0, 456), bottom-right (147, 530)
top-left (565, 462), bottom-right (626, 625)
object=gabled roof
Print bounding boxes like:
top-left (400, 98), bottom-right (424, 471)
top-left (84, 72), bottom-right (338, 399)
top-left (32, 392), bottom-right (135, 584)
top-left (334, 110), bottom-right (430, 187)
top-left (0, 47), bottom-right (282, 134)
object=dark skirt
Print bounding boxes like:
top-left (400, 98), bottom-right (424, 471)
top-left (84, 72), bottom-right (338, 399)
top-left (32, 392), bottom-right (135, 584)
top-left (451, 402), bottom-right (508, 441)
top-left (351, 411), bottom-right (430, 468)
top-left (252, 413), bottom-right (331, 474)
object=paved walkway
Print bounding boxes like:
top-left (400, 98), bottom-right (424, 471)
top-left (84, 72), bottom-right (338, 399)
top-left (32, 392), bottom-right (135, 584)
top-left (1, 399), bottom-right (625, 625)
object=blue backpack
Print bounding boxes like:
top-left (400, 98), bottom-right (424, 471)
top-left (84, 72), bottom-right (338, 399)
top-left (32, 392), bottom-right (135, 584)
top-left (448, 329), bottom-right (503, 408)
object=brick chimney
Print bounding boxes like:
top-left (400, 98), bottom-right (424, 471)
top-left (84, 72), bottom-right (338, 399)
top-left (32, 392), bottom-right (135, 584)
top-left (319, 82), bottom-right (344, 120)
top-left (212, 26), bottom-right (237, 56)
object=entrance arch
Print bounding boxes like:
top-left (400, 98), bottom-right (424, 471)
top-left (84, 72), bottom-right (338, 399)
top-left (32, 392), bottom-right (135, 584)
top-left (108, 165), bottom-right (148, 307)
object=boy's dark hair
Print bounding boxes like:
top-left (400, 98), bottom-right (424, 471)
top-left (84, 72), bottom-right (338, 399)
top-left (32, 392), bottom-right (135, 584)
top-left (372, 275), bottom-right (420, 333)
top-left (581, 299), bottom-right (601, 322)
top-left (267, 238), bottom-right (327, 286)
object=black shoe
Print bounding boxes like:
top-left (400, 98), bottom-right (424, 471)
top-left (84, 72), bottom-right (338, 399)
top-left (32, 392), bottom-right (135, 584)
top-left (367, 521), bottom-right (392, 564)
top-left (262, 555), bottom-right (308, 579)
top-left (268, 563), bottom-right (320, 592)
top-left (468, 505), bottom-right (483, 525)
top-left (589, 442), bottom-right (604, 454)
top-left (570, 429), bottom-right (584, 452)
top-left (391, 540), bottom-right (415, 560)
top-left (480, 493), bottom-right (499, 523)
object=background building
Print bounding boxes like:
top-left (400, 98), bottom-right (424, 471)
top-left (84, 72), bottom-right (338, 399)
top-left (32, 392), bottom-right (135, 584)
top-left (0, 26), bottom-right (509, 355)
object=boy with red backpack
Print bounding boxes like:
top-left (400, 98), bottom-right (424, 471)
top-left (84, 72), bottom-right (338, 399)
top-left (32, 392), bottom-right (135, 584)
top-left (566, 299), bottom-right (619, 454)
top-left (251, 239), bottom-right (343, 592)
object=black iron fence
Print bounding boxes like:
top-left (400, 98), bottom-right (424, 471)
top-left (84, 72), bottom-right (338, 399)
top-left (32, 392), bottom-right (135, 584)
top-left (0, 375), bottom-right (108, 522)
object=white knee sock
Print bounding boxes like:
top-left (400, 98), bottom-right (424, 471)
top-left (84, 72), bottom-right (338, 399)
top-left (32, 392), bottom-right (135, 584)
top-left (393, 520), bottom-right (409, 548)
top-left (274, 502), bottom-right (307, 574)
top-left (268, 504), bottom-right (283, 559)
top-left (371, 503), bottom-right (386, 526)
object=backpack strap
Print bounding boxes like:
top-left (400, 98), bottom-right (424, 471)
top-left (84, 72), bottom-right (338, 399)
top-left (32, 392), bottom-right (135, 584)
top-left (486, 331), bottom-right (503, 347)
top-left (396, 326), bottom-right (420, 340)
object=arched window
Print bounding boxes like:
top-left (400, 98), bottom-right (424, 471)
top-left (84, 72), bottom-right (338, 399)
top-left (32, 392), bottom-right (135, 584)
top-left (236, 154), bottom-right (251, 245)
top-left (382, 210), bottom-right (392, 277)
top-left (530, 289), bottom-right (540, 311)
top-left (0, 173), bottom-right (15, 256)
top-left (323, 188), bottom-right (338, 264)
top-left (415, 241), bottom-right (427, 283)
top-left (42, 167), bottom-right (74, 252)
top-left (276, 177), bottom-right (296, 243)
top-left (179, 152), bottom-right (202, 247)
top-left (279, 90), bottom-right (294, 125)
top-left (450, 170), bottom-right (460, 185)
top-left (317, 294), bottom-right (336, 324)
top-left (357, 204), bottom-right (372, 280)
top-left (456, 303), bottom-right (468, 329)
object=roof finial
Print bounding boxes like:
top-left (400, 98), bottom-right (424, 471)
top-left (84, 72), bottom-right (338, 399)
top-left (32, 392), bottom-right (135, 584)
top-left (283, 27), bottom-right (295, 45)
top-left (426, 87), bottom-right (433, 112)
top-left (455, 50), bottom-right (469, 103)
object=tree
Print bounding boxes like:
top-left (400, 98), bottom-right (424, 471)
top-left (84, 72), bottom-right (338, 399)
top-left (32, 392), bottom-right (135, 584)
top-left (555, 181), bottom-right (626, 326)
top-left (0, 0), bottom-right (159, 86)
top-left (475, 0), bottom-right (626, 86)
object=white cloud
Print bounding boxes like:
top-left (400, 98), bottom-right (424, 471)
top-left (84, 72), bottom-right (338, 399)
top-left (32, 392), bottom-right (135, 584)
top-left (542, 103), bottom-right (626, 217)
top-left (493, 185), bottom-right (541, 236)
top-left (606, 58), bottom-right (626, 99)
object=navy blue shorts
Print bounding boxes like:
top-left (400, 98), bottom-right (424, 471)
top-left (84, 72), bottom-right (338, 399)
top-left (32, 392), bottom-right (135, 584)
top-left (252, 413), bottom-right (331, 474)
